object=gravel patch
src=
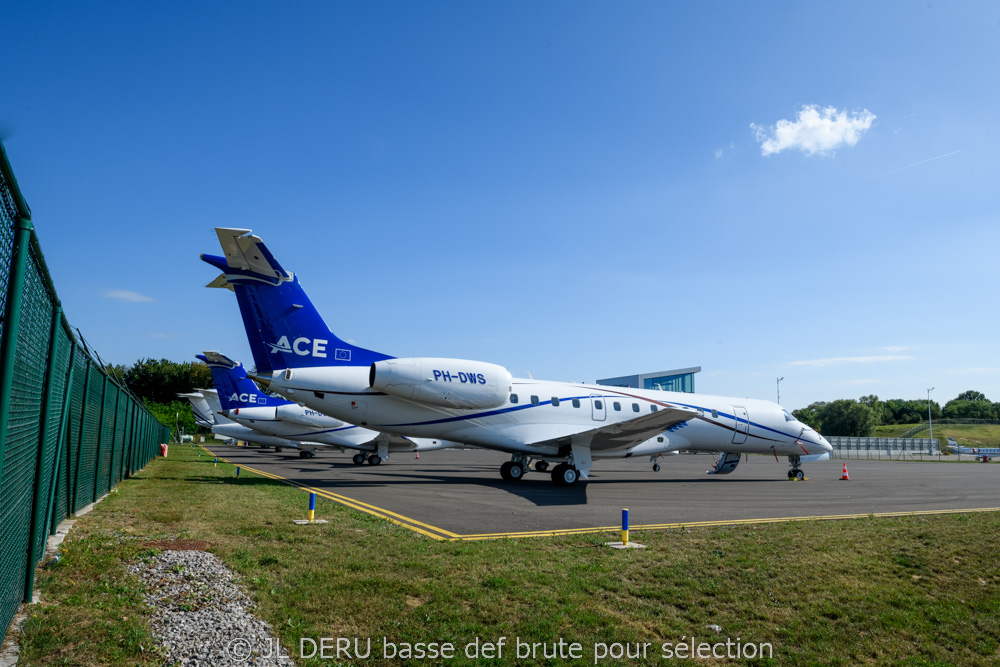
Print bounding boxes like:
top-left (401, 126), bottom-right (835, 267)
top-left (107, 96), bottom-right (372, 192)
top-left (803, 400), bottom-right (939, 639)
top-left (128, 550), bottom-right (294, 665)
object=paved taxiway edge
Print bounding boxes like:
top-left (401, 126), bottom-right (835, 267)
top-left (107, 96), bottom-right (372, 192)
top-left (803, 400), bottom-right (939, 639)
top-left (201, 445), bottom-right (1000, 542)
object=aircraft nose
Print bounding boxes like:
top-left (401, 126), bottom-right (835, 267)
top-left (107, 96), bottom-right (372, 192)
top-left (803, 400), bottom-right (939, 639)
top-left (820, 435), bottom-right (833, 453)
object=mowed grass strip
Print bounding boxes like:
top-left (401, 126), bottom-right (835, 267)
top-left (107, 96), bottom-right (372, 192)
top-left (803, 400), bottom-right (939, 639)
top-left (873, 423), bottom-right (1000, 446)
top-left (16, 445), bottom-right (1000, 666)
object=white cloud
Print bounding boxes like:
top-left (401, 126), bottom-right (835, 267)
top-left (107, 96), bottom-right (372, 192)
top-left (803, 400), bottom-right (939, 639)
top-left (714, 142), bottom-right (735, 160)
top-left (882, 346), bottom-right (910, 353)
top-left (751, 105), bottom-right (876, 156)
top-left (104, 289), bottom-right (155, 303)
top-left (788, 355), bottom-right (913, 368)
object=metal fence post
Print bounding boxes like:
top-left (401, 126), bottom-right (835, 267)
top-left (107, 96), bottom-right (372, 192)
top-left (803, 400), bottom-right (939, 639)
top-left (45, 337), bottom-right (76, 534)
top-left (106, 387), bottom-right (121, 490)
top-left (25, 304), bottom-right (63, 602)
top-left (71, 359), bottom-right (92, 512)
top-left (91, 372), bottom-right (109, 503)
top-left (0, 217), bottom-right (33, 487)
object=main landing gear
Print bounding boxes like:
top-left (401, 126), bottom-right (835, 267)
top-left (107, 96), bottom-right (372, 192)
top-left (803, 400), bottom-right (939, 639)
top-left (550, 463), bottom-right (579, 487)
top-left (497, 455), bottom-right (580, 487)
top-left (298, 450), bottom-right (316, 459)
top-left (787, 455), bottom-right (806, 481)
top-left (351, 452), bottom-right (383, 465)
top-left (500, 460), bottom-right (525, 481)
top-left (352, 453), bottom-right (366, 465)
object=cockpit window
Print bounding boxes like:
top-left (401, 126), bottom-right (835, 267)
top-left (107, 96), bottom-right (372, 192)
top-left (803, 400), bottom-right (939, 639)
top-left (782, 409), bottom-right (796, 422)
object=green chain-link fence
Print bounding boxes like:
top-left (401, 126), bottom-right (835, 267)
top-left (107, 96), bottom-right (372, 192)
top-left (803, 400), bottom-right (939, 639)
top-left (0, 142), bottom-right (171, 642)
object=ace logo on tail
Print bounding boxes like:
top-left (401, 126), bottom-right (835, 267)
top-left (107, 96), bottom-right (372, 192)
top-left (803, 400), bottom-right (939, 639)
top-left (229, 393), bottom-right (266, 405)
top-left (268, 335), bottom-right (328, 358)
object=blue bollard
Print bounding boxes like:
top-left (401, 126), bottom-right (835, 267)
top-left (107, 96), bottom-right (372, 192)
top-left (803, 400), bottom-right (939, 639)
top-left (622, 508), bottom-right (629, 546)
top-left (236, 466), bottom-right (241, 478)
top-left (308, 493), bottom-right (316, 523)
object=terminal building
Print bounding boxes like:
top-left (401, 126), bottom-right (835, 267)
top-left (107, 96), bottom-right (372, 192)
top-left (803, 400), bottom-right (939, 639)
top-left (596, 367), bottom-right (701, 393)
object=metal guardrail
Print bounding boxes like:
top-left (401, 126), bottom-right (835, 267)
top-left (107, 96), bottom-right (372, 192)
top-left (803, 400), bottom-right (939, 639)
top-left (0, 142), bottom-right (171, 642)
top-left (826, 436), bottom-right (942, 459)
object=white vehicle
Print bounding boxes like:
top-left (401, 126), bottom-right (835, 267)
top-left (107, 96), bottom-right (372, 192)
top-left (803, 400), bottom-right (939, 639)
top-left (203, 228), bottom-right (832, 486)
top-left (199, 350), bottom-right (456, 463)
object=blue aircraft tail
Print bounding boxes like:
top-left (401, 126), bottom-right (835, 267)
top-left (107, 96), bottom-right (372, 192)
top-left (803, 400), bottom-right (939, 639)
top-left (201, 228), bottom-right (393, 372)
top-left (197, 351), bottom-right (292, 411)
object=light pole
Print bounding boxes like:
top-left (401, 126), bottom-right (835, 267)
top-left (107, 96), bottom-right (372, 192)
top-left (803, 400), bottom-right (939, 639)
top-left (927, 387), bottom-right (934, 442)
top-left (777, 377), bottom-right (784, 405)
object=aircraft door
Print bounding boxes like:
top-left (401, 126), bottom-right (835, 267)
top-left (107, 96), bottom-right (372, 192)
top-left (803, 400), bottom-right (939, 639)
top-left (731, 406), bottom-right (749, 444)
top-left (590, 394), bottom-right (606, 421)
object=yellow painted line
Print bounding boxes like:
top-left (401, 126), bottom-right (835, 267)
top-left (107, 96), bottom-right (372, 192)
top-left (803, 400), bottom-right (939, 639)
top-left (454, 507), bottom-right (1000, 540)
top-left (201, 445), bottom-right (453, 540)
top-left (198, 445), bottom-right (1000, 543)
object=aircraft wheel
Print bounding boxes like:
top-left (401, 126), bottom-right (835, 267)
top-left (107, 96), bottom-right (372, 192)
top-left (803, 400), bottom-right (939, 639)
top-left (299, 450), bottom-right (308, 459)
top-left (794, 469), bottom-right (805, 481)
top-left (507, 462), bottom-right (525, 481)
top-left (534, 460), bottom-right (549, 472)
top-left (653, 463), bottom-right (661, 472)
top-left (306, 451), bottom-right (316, 458)
top-left (368, 454), bottom-right (382, 466)
top-left (274, 447), bottom-right (283, 453)
top-left (551, 463), bottom-right (579, 487)
top-left (500, 461), bottom-right (514, 481)
top-left (787, 469), bottom-right (796, 479)
top-left (352, 453), bottom-right (367, 465)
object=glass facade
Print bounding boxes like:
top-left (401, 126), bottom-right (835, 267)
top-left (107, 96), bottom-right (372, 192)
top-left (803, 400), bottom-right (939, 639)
top-left (596, 367), bottom-right (700, 393)
top-left (643, 373), bottom-right (694, 393)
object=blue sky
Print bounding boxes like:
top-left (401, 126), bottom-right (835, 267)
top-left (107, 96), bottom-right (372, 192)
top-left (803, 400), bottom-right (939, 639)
top-left (2, 2), bottom-right (997, 410)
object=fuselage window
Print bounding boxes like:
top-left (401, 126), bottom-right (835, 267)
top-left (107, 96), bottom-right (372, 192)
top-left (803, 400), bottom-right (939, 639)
top-left (530, 395), bottom-right (539, 405)
top-left (613, 402), bottom-right (621, 411)
top-left (632, 403), bottom-right (640, 413)
top-left (711, 409), bottom-right (718, 418)
top-left (510, 394), bottom-right (518, 404)
top-left (551, 397), bottom-right (560, 407)
top-left (650, 405), bottom-right (658, 412)
top-left (594, 400), bottom-right (603, 410)
top-left (572, 399), bottom-right (581, 408)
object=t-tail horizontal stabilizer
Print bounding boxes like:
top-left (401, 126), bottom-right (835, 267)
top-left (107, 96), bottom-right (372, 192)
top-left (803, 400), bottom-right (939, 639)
top-left (201, 227), bottom-right (394, 372)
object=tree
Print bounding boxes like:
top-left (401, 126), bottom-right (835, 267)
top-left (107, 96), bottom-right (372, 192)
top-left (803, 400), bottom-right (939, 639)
top-left (882, 398), bottom-right (939, 424)
top-left (858, 394), bottom-right (884, 425)
top-left (818, 399), bottom-right (876, 437)
top-left (146, 400), bottom-right (202, 441)
top-left (122, 358), bottom-right (213, 405)
top-left (954, 390), bottom-right (988, 403)
top-left (942, 399), bottom-right (997, 420)
top-left (793, 402), bottom-right (826, 431)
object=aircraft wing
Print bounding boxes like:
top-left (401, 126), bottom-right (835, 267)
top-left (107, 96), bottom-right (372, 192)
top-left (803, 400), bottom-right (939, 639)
top-left (529, 405), bottom-right (700, 452)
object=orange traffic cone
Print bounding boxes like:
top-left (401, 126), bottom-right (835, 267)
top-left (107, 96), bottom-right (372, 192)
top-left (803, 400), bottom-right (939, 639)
top-left (415, 452), bottom-right (420, 459)
top-left (840, 463), bottom-right (850, 480)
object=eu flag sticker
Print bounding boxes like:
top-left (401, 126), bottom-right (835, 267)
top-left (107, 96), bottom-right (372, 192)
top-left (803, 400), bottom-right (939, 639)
top-left (335, 349), bottom-right (351, 361)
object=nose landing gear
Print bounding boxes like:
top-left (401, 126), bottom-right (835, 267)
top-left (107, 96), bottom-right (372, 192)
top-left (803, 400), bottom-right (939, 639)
top-left (787, 455), bottom-right (807, 481)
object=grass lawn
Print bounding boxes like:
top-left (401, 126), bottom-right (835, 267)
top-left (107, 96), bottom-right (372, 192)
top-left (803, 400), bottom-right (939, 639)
top-left (16, 445), bottom-right (1000, 666)
top-left (873, 423), bottom-right (1000, 447)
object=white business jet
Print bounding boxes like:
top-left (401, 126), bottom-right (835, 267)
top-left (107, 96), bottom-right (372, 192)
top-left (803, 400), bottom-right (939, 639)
top-left (179, 389), bottom-right (314, 452)
top-left (202, 228), bottom-right (832, 486)
top-left (199, 350), bottom-right (455, 463)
